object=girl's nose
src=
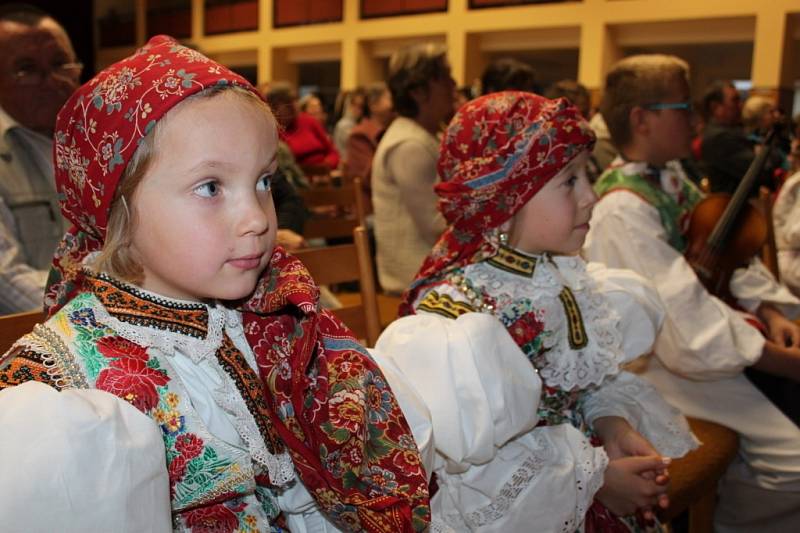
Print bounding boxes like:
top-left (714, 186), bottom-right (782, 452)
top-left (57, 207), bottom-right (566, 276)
top-left (237, 194), bottom-right (271, 236)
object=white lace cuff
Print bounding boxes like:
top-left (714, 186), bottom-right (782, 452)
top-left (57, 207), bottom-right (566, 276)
top-left (583, 371), bottom-right (699, 458)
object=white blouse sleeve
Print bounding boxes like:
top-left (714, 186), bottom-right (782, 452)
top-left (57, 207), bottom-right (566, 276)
top-left (375, 313), bottom-right (609, 533)
top-left (584, 191), bottom-right (764, 379)
top-left (580, 264), bottom-right (698, 459)
top-left (374, 312), bottom-right (541, 470)
top-left (0, 381), bottom-right (172, 533)
top-left (585, 262), bottom-right (665, 362)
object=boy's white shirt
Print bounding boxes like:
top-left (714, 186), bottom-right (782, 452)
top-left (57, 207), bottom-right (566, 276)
top-left (374, 255), bottom-right (697, 532)
top-left (584, 158), bottom-right (800, 379)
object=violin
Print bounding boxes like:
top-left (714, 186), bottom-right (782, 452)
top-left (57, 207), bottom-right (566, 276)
top-left (684, 126), bottom-right (779, 304)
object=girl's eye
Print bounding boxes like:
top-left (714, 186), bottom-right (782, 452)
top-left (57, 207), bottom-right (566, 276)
top-left (257, 173), bottom-right (272, 192)
top-left (565, 175), bottom-right (578, 188)
top-left (194, 180), bottom-right (220, 198)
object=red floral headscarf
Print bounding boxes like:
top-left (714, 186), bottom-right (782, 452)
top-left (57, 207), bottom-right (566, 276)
top-left (44, 36), bottom-right (429, 532)
top-left (400, 91), bottom-right (595, 314)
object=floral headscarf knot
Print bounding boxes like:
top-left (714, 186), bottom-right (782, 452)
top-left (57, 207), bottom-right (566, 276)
top-left (400, 91), bottom-right (595, 314)
top-left (47, 35), bottom-right (261, 314)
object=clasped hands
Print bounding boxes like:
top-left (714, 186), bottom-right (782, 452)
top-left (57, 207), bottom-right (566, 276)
top-left (593, 416), bottom-right (670, 521)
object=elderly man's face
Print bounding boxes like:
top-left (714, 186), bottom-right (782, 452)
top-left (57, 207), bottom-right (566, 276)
top-left (0, 18), bottom-right (79, 135)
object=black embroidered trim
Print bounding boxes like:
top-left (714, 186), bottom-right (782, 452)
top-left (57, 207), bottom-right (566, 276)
top-left (486, 245), bottom-right (537, 277)
top-left (558, 287), bottom-right (588, 349)
top-left (89, 273), bottom-right (209, 339)
top-left (214, 335), bottom-right (285, 458)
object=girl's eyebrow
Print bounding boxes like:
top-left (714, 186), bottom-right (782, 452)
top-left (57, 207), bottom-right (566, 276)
top-left (187, 160), bottom-right (235, 173)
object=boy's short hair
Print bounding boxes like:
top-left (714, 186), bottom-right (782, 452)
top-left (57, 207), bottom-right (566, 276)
top-left (601, 54), bottom-right (690, 149)
top-left (388, 42), bottom-right (449, 118)
top-left (95, 85), bottom-right (272, 283)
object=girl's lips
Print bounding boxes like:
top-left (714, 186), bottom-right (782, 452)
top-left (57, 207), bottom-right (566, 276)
top-left (575, 222), bottom-right (591, 231)
top-left (227, 254), bottom-right (263, 270)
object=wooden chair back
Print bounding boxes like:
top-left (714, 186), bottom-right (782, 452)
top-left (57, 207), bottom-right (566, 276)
top-left (299, 177), bottom-right (367, 240)
top-left (759, 186), bottom-right (780, 280)
top-left (293, 226), bottom-right (381, 346)
top-left (0, 310), bottom-right (45, 355)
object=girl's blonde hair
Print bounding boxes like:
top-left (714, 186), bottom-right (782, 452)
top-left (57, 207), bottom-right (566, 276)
top-left (94, 85), bottom-right (273, 283)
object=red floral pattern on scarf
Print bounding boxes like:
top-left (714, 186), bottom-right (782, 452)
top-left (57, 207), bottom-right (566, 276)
top-left (44, 35), bottom-right (429, 532)
top-left (400, 91), bottom-right (595, 315)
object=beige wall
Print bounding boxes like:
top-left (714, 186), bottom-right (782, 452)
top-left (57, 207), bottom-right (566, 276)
top-left (95, 0), bottom-right (800, 111)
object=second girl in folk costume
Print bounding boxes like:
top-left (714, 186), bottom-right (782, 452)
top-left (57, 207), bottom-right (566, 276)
top-left (0, 36), bottom-right (430, 532)
top-left (376, 91), bottom-right (697, 532)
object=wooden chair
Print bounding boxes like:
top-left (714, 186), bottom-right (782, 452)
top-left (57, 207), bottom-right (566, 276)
top-left (299, 177), bottom-right (367, 240)
top-left (657, 417), bottom-right (739, 533)
top-left (0, 310), bottom-right (45, 354)
top-left (293, 226), bottom-right (381, 346)
top-left (758, 186), bottom-right (780, 280)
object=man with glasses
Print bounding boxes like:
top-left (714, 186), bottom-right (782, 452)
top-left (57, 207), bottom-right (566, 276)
top-left (0, 4), bottom-right (81, 314)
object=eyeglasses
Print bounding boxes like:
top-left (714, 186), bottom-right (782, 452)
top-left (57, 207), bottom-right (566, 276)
top-left (644, 101), bottom-right (693, 112)
top-left (11, 62), bottom-right (83, 86)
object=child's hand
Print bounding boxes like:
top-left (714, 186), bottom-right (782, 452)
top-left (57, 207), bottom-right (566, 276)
top-left (597, 456), bottom-right (671, 518)
top-left (594, 417), bottom-right (657, 460)
top-left (757, 303), bottom-right (800, 348)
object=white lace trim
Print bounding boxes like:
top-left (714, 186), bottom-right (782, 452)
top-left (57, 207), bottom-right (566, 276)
top-left (218, 309), bottom-right (295, 487)
top-left (90, 299), bottom-right (226, 365)
top-left (465, 254), bottom-right (626, 390)
top-left (582, 372), bottom-right (699, 458)
top-left (442, 430), bottom-right (606, 532)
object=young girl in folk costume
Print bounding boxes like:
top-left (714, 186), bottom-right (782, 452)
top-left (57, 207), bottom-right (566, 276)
top-left (0, 36), bottom-right (430, 533)
top-left (375, 91), bottom-right (697, 532)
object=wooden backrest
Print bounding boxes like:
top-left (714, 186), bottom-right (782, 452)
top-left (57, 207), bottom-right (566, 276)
top-left (759, 186), bottom-right (780, 280)
top-left (293, 226), bottom-right (381, 346)
top-left (0, 310), bottom-right (45, 355)
top-left (299, 178), bottom-right (367, 240)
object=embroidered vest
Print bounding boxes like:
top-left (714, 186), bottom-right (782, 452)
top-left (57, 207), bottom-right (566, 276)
top-left (14, 291), bottom-right (287, 531)
top-left (594, 167), bottom-right (702, 252)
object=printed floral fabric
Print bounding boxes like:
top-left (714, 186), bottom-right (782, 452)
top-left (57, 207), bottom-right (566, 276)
top-left (29, 35), bottom-right (429, 532)
top-left (241, 248), bottom-right (430, 532)
top-left (400, 91), bottom-right (595, 315)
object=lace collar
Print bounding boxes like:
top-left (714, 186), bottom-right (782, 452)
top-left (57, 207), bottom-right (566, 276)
top-left (86, 271), bottom-right (228, 364)
top-left (461, 252), bottom-right (625, 390)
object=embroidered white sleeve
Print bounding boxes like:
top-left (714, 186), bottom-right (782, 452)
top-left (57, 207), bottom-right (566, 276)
top-left (432, 425), bottom-right (608, 533)
top-left (583, 371), bottom-right (699, 458)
